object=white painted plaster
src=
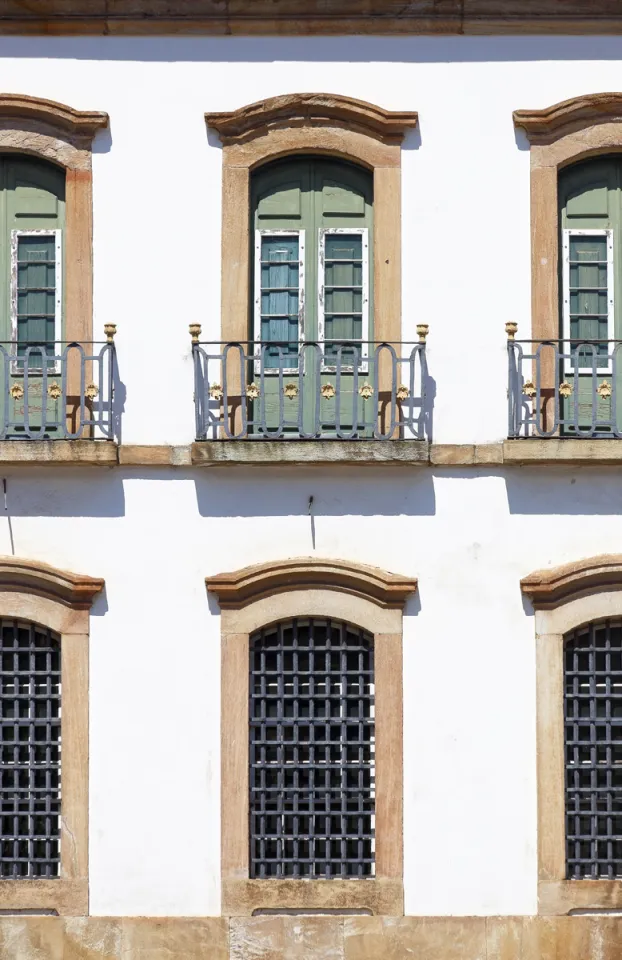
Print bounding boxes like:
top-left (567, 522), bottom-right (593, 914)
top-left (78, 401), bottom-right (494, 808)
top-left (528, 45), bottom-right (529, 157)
top-left (0, 34), bottom-right (617, 917)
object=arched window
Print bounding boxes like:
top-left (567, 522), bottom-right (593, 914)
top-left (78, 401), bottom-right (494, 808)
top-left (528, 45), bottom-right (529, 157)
top-left (249, 616), bottom-right (374, 879)
top-left (251, 156), bottom-right (373, 433)
top-left (1, 157), bottom-right (65, 358)
top-left (564, 618), bottom-right (622, 880)
top-left (0, 619), bottom-right (61, 878)
top-left (207, 557), bottom-right (416, 915)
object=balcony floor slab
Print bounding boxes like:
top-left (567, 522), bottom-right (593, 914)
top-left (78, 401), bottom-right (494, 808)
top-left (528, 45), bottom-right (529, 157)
top-left (191, 440), bottom-right (431, 467)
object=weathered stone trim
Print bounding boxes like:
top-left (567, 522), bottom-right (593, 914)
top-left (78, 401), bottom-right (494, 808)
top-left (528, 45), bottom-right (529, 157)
top-left (205, 94), bottom-right (418, 146)
top-left (0, 561), bottom-right (103, 916)
top-left (0, 441), bottom-right (118, 464)
top-left (522, 555), bottom-right (622, 609)
top-left (213, 562), bottom-right (409, 915)
top-left (206, 557), bottom-right (417, 610)
top-left (525, 576), bottom-right (622, 914)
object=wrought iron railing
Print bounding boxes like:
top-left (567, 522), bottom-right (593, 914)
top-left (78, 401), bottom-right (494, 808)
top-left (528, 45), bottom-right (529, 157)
top-left (191, 326), bottom-right (429, 440)
top-left (507, 322), bottom-right (622, 438)
top-left (0, 324), bottom-right (117, 440)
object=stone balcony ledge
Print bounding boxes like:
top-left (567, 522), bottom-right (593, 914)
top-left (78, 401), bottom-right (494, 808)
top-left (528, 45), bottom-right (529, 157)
top-left (3, 438), bottom-right (622, 468)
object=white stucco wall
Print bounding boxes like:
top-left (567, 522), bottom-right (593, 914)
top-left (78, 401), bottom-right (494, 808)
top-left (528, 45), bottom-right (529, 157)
top-left (0, 463), bottom-right (620, 916)
top-left (0, 34), bottom-right (618, 444)
top-left (0, 34), bottom-right (619, 917)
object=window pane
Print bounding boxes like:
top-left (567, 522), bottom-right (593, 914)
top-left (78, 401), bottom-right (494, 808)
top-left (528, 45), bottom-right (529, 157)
top-left (564, 619), bottom-right (622, 880)
top-left (323, 234), bottom-right (364, 361)
top-left (0, 620), bottom-right (61, 879)
top-left (16, 235), bottom-right (56, 360)
top-left (259, 235), bottom-right (300, 369)
top-left (568, 236), bottom-right (609, 362)
top-left (249, 618), bottom-right (375, 879)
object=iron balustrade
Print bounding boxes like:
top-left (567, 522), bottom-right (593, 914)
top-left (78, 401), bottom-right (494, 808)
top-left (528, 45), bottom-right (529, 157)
top-left (0, 329), bottom-right (117, 441)
top-left (507, 324), bottom-right (622, 438)
top-left (190, 329), bottom-right (429, 441)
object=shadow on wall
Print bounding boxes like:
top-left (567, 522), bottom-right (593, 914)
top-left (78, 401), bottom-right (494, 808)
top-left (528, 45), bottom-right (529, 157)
top-left (193, 466), bottom-right (436, 518)
top-left (1, 471), bottom-right (125, 518)
top-left (505, 467), bottom-right (622, 516)
top-left (2, 36), bottom-right (622, 63)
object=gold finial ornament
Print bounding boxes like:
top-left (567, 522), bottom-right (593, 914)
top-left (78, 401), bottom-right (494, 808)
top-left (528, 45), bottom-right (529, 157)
top-left (523, 379), bottom-right (536, 398)
top-left (246, 383), bottom-right (260, 400)
top-left (9, 382), bottom-right (23, 400)
top-left (104, 323), bottom-right (117, 343)
top-left (48, 381), bottom-right (62, 400)
top-left (209, 383), bottom-right (223, 400)
top-left (283, 382), bottom-right (299, 399)
top-left (189, 323), bottom-right (202, 344)
top-left (559, 381), bottom-right (573, 398)
top-left (598, 380), bottom-right (612, 398)
top-left (85, 383), bottom-right (99, 400)
top-left (505, 322), bottom-right (518, 341)
top-left (396, 384), bottom-right (410, 401)
top-left (320, 382), bottom-right (336, 400)
top-left (416, 323), bottom-right (429, 344)
top-left (359, 383), bottom-right (373, 400)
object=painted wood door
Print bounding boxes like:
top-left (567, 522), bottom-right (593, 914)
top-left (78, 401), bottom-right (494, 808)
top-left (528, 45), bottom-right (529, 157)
top-left (0, 157), bottom-right (65, 434)
top-left (251, 157), bottom-right (373, 436)
top-left (559, 157), bottom-right (621, 431)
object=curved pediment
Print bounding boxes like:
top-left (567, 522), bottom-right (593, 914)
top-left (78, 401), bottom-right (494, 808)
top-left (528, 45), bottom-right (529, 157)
top-left (0, 94), bottom-right (108, 142)
top-left (0, 556), bottom-right (104, 609)
top-left (206, 557), bottom-right (417, 609)
top-left (514, 93), bottom-right (622, 145)
top-left (206, 93), bottom-right (418, 146)
top-left (521, 555), bottom-right (622, 608)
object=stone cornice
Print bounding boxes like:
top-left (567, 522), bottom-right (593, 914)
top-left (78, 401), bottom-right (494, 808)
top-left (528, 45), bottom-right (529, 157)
top-left (521, 555), bottom-right (622, 609)
top-left (1, 2), bottom-right (622, 35)
top-left (206, 558), bottom-right (417, 609)
top-left (514, 93), bottom-right (622, 145)
top-left (0, 94), bottom-right (108, 142)
top-left (205, 94), bottom-right (418, 146)
top-left (0, 557), bottom-right (104, 609)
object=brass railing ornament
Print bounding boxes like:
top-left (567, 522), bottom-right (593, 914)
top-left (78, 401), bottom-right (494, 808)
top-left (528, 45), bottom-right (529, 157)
top-left (505, 322), bottom-right (518, 341)
top-left (104, 323), bottom-right (117, 344)
top-left (48, 382), bottom-right (62, 400)
top-left (416, 323), bottom-right (429, 344)
top-left (189, 323), bottom-right (202, 345)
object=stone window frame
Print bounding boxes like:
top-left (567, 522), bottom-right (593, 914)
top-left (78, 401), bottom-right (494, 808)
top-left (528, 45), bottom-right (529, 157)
top-left (0, 556), bottom-right (103, 916)
top-left (206, 557), bottom-right (417, 916)
top-left (0, 95), bottom-right (108, 350)
top-left (522, 554), bottom-right (622, 915)
top-left (205, 94), bottom-right (418, 429)
top-left (513, 94), bottom-right (622, 417)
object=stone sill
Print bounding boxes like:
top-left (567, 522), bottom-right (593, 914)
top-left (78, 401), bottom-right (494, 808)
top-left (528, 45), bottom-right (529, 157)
top-left (6, 439), bottom-right (622, 468)
top-left (0, 440), bottom-right (117, 465)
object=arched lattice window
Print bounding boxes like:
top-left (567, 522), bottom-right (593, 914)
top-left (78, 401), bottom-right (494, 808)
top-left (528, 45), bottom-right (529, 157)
top-left (0, 619), bottom-right (61, 878)
top-left (565, 618), bottom-right (622, 879)
top-left (249, 617), bottom-right (374, 879)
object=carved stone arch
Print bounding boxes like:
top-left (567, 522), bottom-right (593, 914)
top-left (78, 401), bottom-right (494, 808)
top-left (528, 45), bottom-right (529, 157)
top-left (521, 554), bottom-right (622, 609)
top-left (522, 554), bottom-right (622, 915)
top-left (205, 92), bottom-right (418, 147)
top-left (0, 555), bottom-right (104, 916)
top-left (206, 92), bottom-right (418, 357)
top-left (206, 556), bottom-right (417, 610)
top-left (210, 555), bottom-right (414, 916)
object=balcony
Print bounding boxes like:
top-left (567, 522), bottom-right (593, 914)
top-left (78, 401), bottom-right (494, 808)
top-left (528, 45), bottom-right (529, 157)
top-left (190, 328), bottom-right (429, 465)
top-left (507, 325), bottom-right (622, 440)
top-left (0, 327), bottom-right (117, 445)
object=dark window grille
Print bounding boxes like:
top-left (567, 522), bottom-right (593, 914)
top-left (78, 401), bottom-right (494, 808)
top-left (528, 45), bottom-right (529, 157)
top-left (565, 618), bottom-right (622, 879)
top-left (0, 620), bottom-right (61, 878)
top-left (249, 617), bottom-right (374, 879)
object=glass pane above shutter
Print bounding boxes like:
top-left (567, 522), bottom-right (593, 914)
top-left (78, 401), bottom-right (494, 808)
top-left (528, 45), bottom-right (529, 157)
top-left (16, 235), bottom-right (56, 359)
top-left (259, 234), bottom-right (300, 369)
top-left (323, 233), bottom-right (364, 362)
top-left (568, 235), bottom-right (609, 364)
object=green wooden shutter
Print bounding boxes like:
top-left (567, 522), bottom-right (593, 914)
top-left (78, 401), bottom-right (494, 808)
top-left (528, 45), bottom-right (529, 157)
top-left (560, 158), bottom-right (620, 428)
top-left (3, 158), bottom-right (65, 352)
